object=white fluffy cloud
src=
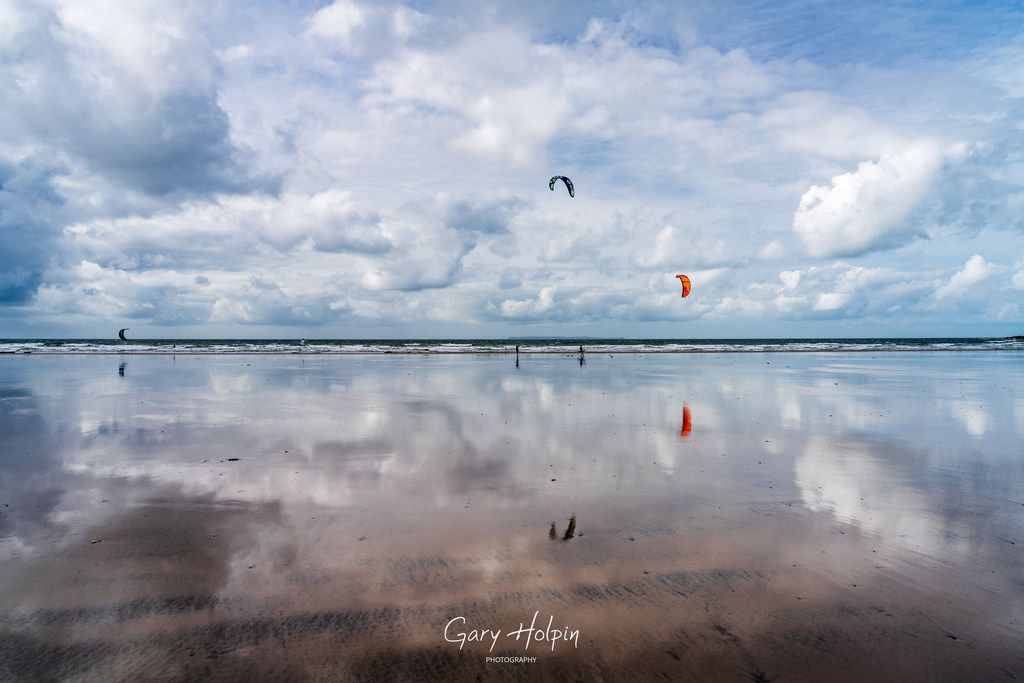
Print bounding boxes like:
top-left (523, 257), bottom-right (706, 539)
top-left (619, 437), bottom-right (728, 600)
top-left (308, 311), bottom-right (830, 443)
top-left (935, 255), bottom-right (998, 299)
top-left (305, 0), bottom-right (367, 48)
top-left (1012, 261), bottom-right (1024, 290)
top-left (793, 144), bottom-right (966, 258)
top-left (500, 286), bottom-right (555, 317)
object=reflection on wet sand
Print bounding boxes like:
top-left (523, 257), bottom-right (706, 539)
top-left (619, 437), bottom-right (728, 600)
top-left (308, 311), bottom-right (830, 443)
top-left (1, 353), bottom-right (1023, 679)
top-left (562, 515), bottom-right (576, 541)
top-left (680, 403), bottom-right (692, 440)
top-left (549, 515), bottom-right (577, 542)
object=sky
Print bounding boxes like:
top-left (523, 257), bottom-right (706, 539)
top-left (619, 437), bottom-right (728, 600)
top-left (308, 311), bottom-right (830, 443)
top-left (1, 0), bottom-right (1023, 338)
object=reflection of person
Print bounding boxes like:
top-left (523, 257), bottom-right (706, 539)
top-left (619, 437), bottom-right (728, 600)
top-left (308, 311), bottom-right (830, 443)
top-left (549, 515), bottom-right (577, 541)
top-left (563, 515), bottom-right (576, 540)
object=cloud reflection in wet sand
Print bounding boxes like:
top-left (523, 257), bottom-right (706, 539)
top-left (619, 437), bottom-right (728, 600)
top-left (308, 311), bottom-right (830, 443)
top-left (0, 353), bottom-right (1022, 679)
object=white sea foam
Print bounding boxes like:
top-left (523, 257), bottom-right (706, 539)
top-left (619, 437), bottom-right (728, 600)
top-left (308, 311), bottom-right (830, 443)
top-left (1, 338), bottom-right (1022, 354)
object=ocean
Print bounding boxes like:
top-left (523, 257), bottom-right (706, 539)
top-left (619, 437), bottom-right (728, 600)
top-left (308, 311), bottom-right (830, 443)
top-left (2, 337), bottom-right (1023, 354)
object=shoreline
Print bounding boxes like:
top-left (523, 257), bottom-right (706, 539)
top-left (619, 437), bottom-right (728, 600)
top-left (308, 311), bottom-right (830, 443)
top-left (3, 348), bottom-right (1024, 356)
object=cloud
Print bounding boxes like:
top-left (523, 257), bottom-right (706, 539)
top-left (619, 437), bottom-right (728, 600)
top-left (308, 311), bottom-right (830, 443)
top-left (792, 144), bottom-right (963, 258)
top-left (500, 286), bottom-right (555, 318)
top-left (209, 277), bottom-right (350, 326)
top-left (1012, 262), bottom-right (1024, 291)
top-left (488, 272), bottom-right (717, 325)
top-left (446, 197), bottom-right (527, 236)
top-left (364, 18), bottom-right (788, 167)
top-left (366, 28), bottom-right (570, 165)
top-left (305, 0), bottom-right (367, 49)
top-left (390, 6), bottom-right (428, 41)
top-left (758, 240), bottom-right (787, 261)
top-left (709, 295), bottom-right (766, 318)
top-left (3, 1), bottom-right (268, 199)
top-left (262, 191), bottom-right (391, 255)
top-left (934, 255), bottom-right (997, 299)
top-left (34, 260), bottom-right (209, 324)
top-left (34, 189), bottom-right (533, 330)
top-left (632, 224), bottom-right (736, 270)
top-left (0, 160), bottom-right (64, 302)
top-left (754, 263), bottom-right (937, 321)
top-left (497, 268), bottom-right (523, 289)
top-left (779, 270), bottom-right (800, 290)
top-left (304, 0), bottom-right (425, 56)
top-left (0, 0), bottom-right (275, 307)
top-left (65, 191), bottom-right (394, 274)
top-left (2, 2), bottom-right (1024, 335)
top-left (358, 196), bottom-right (531, 292)
top-left (34, 261), bottom-right (355, 328)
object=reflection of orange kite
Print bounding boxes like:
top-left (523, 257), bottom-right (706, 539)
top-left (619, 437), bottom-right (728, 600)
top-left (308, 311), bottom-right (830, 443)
top-left (679, 404), bottom-right (692, 440)
top-left (675, 274), bottom-right (691, 298)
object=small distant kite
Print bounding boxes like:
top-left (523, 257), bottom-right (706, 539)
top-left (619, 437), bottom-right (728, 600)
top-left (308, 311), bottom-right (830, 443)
top-left (118, 328), bottom-right (129, 341)
top-left (549, 175), bottom-right (574, 197)
top-left (675, 274), bottom-right (691, 298)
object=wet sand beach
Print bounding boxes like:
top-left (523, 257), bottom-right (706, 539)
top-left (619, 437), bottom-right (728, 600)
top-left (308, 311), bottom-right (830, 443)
top-left (1, 352), bottom-right (1022, 680)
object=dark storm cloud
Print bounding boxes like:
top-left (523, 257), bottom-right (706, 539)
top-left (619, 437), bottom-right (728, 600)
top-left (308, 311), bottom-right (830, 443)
top-left (3, 3), bottom-right (273, 202)
top-left (0, 161), bottom-right (64, 303)
top-left (0, 1), bottom-right (277, 307)
top-left (67, 93), bottom-right (275, 198)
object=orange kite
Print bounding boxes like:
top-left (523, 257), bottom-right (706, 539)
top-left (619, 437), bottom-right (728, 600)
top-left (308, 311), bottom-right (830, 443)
top-left (675, 274), bottom-right (691, 298)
